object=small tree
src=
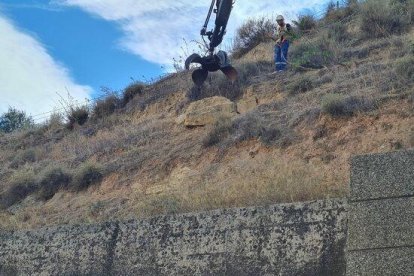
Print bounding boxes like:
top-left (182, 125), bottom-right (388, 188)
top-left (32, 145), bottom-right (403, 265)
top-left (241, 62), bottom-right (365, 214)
top-left (0, 107), bottom-right (34, 133)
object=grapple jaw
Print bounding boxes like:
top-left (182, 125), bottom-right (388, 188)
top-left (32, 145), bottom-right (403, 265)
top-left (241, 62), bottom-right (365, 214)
top-left (185, 50), bottom-right (238, 86)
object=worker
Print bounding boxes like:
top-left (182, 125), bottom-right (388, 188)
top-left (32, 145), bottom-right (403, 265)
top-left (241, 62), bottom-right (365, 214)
top-left (272, 15), bottom-right (293, 72)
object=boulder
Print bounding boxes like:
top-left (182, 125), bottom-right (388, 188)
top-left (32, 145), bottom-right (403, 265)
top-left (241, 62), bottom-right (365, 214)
top-left (184, 96), bottom-right (237, 127)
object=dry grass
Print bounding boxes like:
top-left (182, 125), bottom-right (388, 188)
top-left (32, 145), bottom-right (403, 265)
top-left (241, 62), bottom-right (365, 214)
top-left (132, 154), bottom-right (346, 217)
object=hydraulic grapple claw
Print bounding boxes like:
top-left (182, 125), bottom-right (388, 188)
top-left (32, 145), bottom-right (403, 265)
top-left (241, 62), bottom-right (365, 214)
top-left (186, 50), bottom-right (238, 86)
top-left (185, 0), bottom-right (237, 86)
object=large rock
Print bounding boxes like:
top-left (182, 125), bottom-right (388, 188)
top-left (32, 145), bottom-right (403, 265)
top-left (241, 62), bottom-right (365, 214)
top-left (184, 96), bottom-right (237, 127)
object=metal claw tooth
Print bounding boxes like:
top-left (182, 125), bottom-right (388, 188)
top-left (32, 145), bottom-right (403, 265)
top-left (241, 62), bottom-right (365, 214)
top-left (192, 68), bottom-right (209, 86)
top-left (221, 66), bottom-right (238, 82)
top-left (185, 54), bottom-right (203, 70)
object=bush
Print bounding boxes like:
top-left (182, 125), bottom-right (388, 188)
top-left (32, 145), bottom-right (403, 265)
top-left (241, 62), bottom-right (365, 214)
top-left (321, 94), bottom-right (377, 117)
top-left (360, 0), bottom-right (411, 39)
top-left (71, 163), bottom-right (103, 192)
top-left (232, 17), bottom-right (276, 59)
top-left (287, 77), bottom-right (314, 95)
top-left (93, 95), bottom-right (121, 119)
top-left (67, 106), bottom-right (89, 129)
top-left (0, 107), bottom-right (34, 133)
top-left (123, 82), bottom-right (145, 106)
top-left (203, 118), bottom-right (233, 147)
top-left (395, 56), bottom-right (414, 83)
top-left (325, 0), bottom-right (359, 23)
top-left (231, 113), bottom-right (285, 146)
top-left (0, 170), bottom-right (37, 208)
top-left (290, 37), bottom-right (337, 69)
top-left (38, 166), bottom-right (72, 200)
top-left (46, 113), bottom-right (64, 130)
top-left (293, 14), bottom-right (317, 32)
top-left (327, 23), bottom-right (349, 42)
top-left (204, 112), bottom-right (294, 148)
top-left (9, 149), bottom-right (38, 169)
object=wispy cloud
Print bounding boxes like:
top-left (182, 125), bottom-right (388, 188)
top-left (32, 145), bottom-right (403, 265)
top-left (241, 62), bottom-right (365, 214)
top-left (0, 2), bottom-right (63, 12)
top-left (0, 14), bottom-right (92, 119)
top-left (57, 0), bottom-right (329, 65)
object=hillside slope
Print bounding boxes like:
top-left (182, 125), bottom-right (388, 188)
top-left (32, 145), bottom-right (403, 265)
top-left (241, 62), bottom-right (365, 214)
top-left (1, 1), bottom-right (413, 229)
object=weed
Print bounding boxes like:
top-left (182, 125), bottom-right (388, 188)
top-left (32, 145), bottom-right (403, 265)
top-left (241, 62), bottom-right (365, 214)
top-left (67, 106), bottom-right (89, 129)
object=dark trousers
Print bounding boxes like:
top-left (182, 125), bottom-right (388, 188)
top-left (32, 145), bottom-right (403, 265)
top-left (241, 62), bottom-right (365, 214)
top-left (275, 41), bottom-right (290, 71)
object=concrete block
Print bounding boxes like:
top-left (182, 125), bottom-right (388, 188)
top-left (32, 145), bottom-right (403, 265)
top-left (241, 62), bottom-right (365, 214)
top-left (346, 247), bottom-right (414, 276)
top-left (348, 197), bottom-right (414, 250)
top-left (350, 150), bottom-right (414, 201)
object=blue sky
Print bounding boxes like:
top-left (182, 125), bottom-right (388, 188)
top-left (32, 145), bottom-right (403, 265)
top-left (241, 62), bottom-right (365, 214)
top-left (0, 0), bottom-right (331, 120)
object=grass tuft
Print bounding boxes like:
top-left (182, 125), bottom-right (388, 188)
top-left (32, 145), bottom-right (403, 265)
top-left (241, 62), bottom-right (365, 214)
top-left (71, 163), bottom-right (103, 192)
top-left (0, 170), bottom-right (37, 209)
top-left (37, 166), bottom-right (72, 201)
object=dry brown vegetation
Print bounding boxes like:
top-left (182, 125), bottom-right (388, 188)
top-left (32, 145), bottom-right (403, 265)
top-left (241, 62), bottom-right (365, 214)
top-left (0, 0), bottom-right (413, 229)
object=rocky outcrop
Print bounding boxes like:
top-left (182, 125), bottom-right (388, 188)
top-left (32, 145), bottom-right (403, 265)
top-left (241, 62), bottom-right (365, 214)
top-left (184, 96), bottom-right (237, 127)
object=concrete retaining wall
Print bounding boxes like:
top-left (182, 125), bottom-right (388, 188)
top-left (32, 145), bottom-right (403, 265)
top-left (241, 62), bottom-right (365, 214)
top-left (2, 149), bottom-right (413, 275)
top-left (346, 150), bottom-right (414, 276)
top-left (0, 200), bottom-right (348, 276)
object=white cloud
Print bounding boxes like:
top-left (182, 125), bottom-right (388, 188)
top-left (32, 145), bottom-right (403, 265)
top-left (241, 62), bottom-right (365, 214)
top-left (57, 0), bottom-right (329, 66)
top-left (0, 14), bottom-right (92, 121)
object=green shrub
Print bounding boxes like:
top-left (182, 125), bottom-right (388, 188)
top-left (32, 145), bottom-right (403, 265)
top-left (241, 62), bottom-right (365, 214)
top-left (0, 170), bottom-right (37, 208)
top-left (123, 82), bottom-right (145, 106)
top-left (232, 17), bottom-right (276, 59)
top-left (93, 95), bottom-right (121, 119)
top-left (293, 14), bottom-right (317, 32)
top-left (321, 94), bottom-right (377, 117)
top-left (71, 163), bottom-right (103, 192)
top-left (0, 107), bottom-right (34, 134)
top-left (290, 38), bottom-right (337, 69)
top-left (38, 166), bottom-right (72, 200)
top-left (287, 77), bottom-right (314, 95)
top-left (360, 0), bottom-right (411, 39)
top-left (67, 106), bottom-right (89, 129)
